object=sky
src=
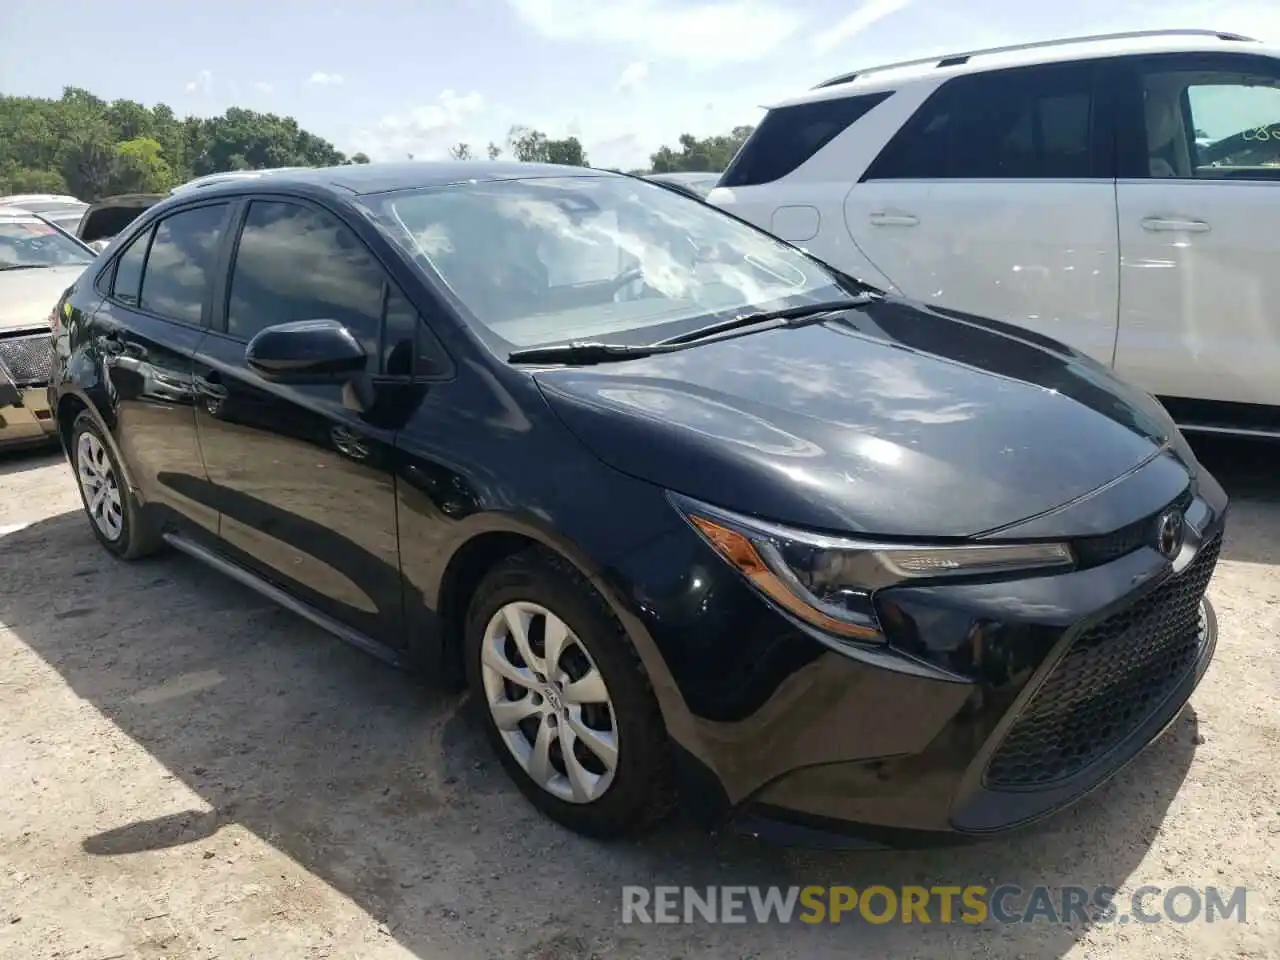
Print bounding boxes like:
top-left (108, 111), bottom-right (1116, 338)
top-left (3, 0), bottom-right (1279, 170)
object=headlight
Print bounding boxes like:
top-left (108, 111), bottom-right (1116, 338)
top-left (670, 493), bottom-right (1073, 642)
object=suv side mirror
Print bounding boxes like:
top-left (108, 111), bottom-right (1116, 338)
top-left (245, 319), bottom-right (367, 381)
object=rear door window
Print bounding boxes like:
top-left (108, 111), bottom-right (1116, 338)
top-left (111, 227), bottom-right (153, 306)
top-left (719, 91), bottom-right (893, 187)
top-left (137, 204), bottom-right (231, 324)
top-left (864, 61), bottom-right (1104, 180)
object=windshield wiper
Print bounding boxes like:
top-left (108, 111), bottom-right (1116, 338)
top-left (654, 294), bottom-right (878, 347)
top-left (507, 294), bottom-right (880, 366)
top-left (0, 263), bottom-right (58, 272)
top-left (508, 341), bottom-right (669, 365)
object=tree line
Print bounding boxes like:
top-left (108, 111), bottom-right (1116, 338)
top-left (447, 124), bottom-right (754, 176)
top-left (0, 86), bottom-right (754, 201)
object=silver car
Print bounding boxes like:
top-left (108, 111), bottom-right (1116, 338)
top-left (0, 208), bottom-right (96, 450)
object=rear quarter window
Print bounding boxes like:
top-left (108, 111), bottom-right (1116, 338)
top-left (719, 91), bottom-right (893, 187)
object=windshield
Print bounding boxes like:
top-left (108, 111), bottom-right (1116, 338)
top-left (42, 209), bottom-right (87, 229)
top-left (361, 175), bottom-right (849, 352)
top-left (0, 217), bottom-right (94, 269)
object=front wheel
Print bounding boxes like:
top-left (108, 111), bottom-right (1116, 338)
top-left (464, 548), bottom-right (675, 839)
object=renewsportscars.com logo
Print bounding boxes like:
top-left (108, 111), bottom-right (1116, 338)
top-left (620, 885), bottom-right (1249, 926)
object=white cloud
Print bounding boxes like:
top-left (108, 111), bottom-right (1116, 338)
top-left (505, 0), bottom-right (801, 64)
top-left (308, 71), bottom-right (345, 85)
top-left (359, 89), bottom-right (487, 160)
top-left (813, 0), bottom-right (913, 55)
top-left (615, 61), bottom-right (650, 92)
top-left (1119, 0), bottom-right (1280, 42)
top-left (184, 70), bottom-right (212, 96)
top-left (254, 81), bottom-right (274, 94)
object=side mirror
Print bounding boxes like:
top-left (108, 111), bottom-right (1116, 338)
top-left (245, 319), bottom-right (367, 381)
top-left (88, 239), bottom-right (111, 253)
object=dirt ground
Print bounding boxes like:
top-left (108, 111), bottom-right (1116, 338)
top-left (0, 436), bottom-right (1277, 960)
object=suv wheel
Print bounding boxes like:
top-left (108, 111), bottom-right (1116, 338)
top-left (71, 411), bottom-right (160, 559)
top-left (464, 548), bottom-right (675, 838)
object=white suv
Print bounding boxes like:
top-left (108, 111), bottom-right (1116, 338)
top-left (708, 28), bottom-right (1280, 438)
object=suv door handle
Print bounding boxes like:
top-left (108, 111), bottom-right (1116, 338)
top-left (1141, 218), bottom-right (1210, 233)
top-left (869, 212), bottom-right (919, 227)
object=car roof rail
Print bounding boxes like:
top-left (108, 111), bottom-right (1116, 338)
top-left (812, 28), bottom-right (1259, 89)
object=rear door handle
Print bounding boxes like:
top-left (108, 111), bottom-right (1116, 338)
top-left (1141, 218), bottom-right (1210, 233)
top-left (870, 212), bottom-right (919, 227)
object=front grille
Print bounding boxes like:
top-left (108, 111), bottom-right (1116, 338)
top-left (0, 332), bottom-right (53, 386)
top-left (985, 531), bottom-right (1221, 789)
top-left (1072, 486), bottom-right (1195, 568)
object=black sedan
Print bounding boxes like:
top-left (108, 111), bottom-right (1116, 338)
top-left (48, 161), bottom-right (1226, 845)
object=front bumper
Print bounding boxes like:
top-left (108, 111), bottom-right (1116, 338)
top-left (0, 383), bottom-right (56, 448)
top-left (0, 330), bottom-right (57, 449)
top-left (732, 594), bottom-right (1216, 849)
top-left (618, 455), bottom-right (1229, 847)
top-left (730, 484), bottom-right (1224, 846)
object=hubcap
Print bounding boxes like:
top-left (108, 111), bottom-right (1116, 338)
top-left (76, 432), bottom-right (124, 542)
top-left (480, 601), bottom-right (619, 804)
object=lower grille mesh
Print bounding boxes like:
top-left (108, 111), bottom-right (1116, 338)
top-left (0, 332), bottom-right (53, 386)
top-left (986, 532), bottom-right (1221, 789)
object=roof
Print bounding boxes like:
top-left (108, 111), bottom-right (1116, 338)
top-left (85, 193), bottom-right (167, 209)
top-left (777, 28), bottom-right (1279, 108)
top-left (0, 194), bottom-right (82, 206)
top-left (181, 161), bottom-right (610, 198)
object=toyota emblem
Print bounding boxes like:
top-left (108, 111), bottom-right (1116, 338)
top-left (1155, 509), bottom-right (1185, 559)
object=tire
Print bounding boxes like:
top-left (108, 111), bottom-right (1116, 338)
top-left (464, 547), bottom-right (676, 839)
top-left (69, 411), bottom-right (161, 560)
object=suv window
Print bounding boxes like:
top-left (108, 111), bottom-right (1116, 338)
top-left (111, 228), bottom-right (152, 305)
top-left (1139, 65), bottom-right (1280, 179)
top-left (719, 92), bottom-right (893, 187)
top-left (864, 63), bottom-right (1100, 180)
top-left (138, 204), bottom-right (231, 323)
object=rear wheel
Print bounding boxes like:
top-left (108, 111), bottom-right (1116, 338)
top-left (464, 548), bottom-right (675, 839)
top-left (70, 412), bottom-right (159, 559)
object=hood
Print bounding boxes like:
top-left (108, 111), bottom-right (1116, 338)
top-left (0, 265), bottom-right (86, 331)
top-left (534, 297), bottom-right (1187, 538)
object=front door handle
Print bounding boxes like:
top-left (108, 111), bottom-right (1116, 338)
top-left (870, 212), bottom-right (919, 227)
top-left (1141, 217), bottom-right (1210, 233)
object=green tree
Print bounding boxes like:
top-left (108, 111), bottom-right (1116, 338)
top-left (507, 125), bottom-right (546, 162)
top-left (506, 125), bottom-right (589, 166)
top-left (61, 136), bottom-right (116, 200)
top-left (351, 152), bottom-right (371, 164)
top-left (448, 142), bottom-right (474, 160)
top-left (0, 90), bottom-right (357, 201)
top-left (0, 167), bottom-right (68, 195)
top-left (486, 142), bottom-right (502, 160)
top-left (545, 136), bottom-right (586, 166)
top-left (109, 137), bottom-right (174, 194)
top-left (648, 125), bottom-right (753, 173)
